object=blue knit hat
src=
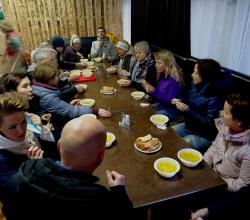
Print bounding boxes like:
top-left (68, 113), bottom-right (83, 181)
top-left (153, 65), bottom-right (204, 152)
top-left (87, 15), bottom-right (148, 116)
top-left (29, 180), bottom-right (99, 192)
top-left (52, 36), bottom-right (64, 48)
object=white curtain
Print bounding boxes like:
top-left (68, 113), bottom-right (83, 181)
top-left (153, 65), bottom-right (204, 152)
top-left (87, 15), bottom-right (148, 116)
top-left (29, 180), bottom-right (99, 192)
top-left (122, 0), bottom-right (131, 43)
top-left (191, 0), bottom-right (250, 77)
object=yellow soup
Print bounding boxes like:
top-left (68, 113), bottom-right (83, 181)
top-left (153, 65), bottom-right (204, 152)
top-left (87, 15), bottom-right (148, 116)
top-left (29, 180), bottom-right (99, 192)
top-left (82, 100), bottom-right (93, 105)
top-left (180, 152), bottom-right (200, 162)
top-left (133, 92), bottom-right (142, 97)
top-left (153, 117), bottom-right (165, 123)
top-left (106, 134), bottom-right (113, 143)
top-left (157, 161), bottom-right (176, 173)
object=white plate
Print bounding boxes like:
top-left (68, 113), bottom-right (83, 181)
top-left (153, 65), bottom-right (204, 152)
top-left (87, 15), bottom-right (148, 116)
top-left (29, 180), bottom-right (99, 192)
top-left (100, 88), bottom-right (117, 95)
top-left (134, 141), bottom-right (162, 154)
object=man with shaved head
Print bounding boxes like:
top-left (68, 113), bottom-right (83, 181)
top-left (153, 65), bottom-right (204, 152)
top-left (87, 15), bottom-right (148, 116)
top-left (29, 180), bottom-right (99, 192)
top-left (0, 117), bottom-right (132, 220)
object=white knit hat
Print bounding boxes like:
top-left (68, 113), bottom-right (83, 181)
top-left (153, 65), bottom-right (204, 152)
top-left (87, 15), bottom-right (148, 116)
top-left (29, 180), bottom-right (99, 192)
top-left (116, 41), bottom-right (129, 51)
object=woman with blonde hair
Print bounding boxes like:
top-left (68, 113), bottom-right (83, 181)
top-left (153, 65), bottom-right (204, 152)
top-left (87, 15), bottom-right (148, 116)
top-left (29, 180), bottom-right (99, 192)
top-left (0, 92), bottom-right (43, 188)
top-left (142, 49), bottom-right (184, 121)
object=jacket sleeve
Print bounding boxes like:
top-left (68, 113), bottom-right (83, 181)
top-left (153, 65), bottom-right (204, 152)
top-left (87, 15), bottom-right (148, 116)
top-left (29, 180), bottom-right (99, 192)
top-left (145, 63), bottom-right (157, 87)
top-left (186, 97), bottom-right (223, 126)
top-left (107, 43), bottom-right (118, 63)
top-left (90, 41), bottom-right (101, 58)
top-left (109, 185), bottom-right (133, 218)
top-left (224, 150), bottom-right (250, 192)
top-left (60, 85), bottom-right (77, 102)
top-left (40, 92), bottom-right (92, 118)
top-left (203, 139), bottom-right (218, 166)
top-left (152, 80), bottom-right (182, 106)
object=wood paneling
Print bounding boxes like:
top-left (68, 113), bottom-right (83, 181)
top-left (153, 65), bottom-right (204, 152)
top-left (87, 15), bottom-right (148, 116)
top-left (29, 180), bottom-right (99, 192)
top-left (2, 0), bottom-right (122, 50)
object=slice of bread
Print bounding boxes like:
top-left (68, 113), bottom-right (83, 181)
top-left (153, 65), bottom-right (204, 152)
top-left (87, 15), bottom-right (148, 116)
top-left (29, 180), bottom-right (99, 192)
top-left (102, 86), bottom-right (114, 92)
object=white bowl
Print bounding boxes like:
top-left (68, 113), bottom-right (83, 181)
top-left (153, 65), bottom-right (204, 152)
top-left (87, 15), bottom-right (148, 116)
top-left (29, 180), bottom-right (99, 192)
top-left (154, 157), bottom-right (180, 178)
top-left (82, 69), bottom-right (93, 77)
top-left (117, 79), bottom-right (131, 87)
top-left (131, 91), bottom-right (145, 101)
top-left (70, 70), bottom-right (81, 77)
top-left (177, 148), bottom-right (203, 167)
top-left (106, 67), bottom-right (117, 74)
top-left (106, 132), bottom-right (115, 148)
top-left (80, 58), bottom-right (88, 63)
top-left (80, 113), bottom-right (97, 119)
top-left (93, 57), bottom-right (102, 62)
top-left (79, 99), bottom-right (95, 107)
top-left (150, 114), bottom-right (169, 126)
top-left (86, 61), bottom-right (95, 67)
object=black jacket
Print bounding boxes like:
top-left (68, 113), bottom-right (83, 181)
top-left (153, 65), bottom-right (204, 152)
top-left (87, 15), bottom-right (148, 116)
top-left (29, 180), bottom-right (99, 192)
top-left (0, 158), bottom-right (133, 220)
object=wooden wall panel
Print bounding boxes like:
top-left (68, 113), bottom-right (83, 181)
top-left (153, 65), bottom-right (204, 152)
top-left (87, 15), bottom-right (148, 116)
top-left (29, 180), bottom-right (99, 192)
top-left (2, 0), bottom-right (122, 50)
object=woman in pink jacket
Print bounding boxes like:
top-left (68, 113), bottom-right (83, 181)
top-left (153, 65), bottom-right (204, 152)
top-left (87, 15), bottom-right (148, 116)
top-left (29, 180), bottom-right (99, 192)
top-left (191, 92), bottom-right (250, 220)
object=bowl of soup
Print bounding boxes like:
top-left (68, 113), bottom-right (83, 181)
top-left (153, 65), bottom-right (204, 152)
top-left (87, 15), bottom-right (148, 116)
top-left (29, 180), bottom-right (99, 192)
top-left (131, 91), bottom-right (145, 101)
top-left (177, 148), bottom-right (203, 167)
top-left (106, 132), bottom-right (116, 148)
top-left (154, 157), bottom-right (180, 178)
top-left (150, 114), bottom-right (169, 126)
top-left (79, 99), bottom-right (95, 107)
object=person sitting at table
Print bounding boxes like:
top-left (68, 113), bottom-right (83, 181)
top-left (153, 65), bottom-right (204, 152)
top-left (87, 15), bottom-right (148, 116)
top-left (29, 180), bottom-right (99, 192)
top-left (172, 59), bottom-right (224, 152)
top-left (0, 117), bottom-right (133, 220)
top-left (31, 60), bottom-right (111, 141)
top-left (130, 41), bottom-right (157, 92)
top-left (116, 40), bottom-right (136, 78)
top-left (27, 41), bottom-right (53, 72)
top-left (191, 92), bottom-right (250, 220)
top-left (51, 36), bottom-right (86, 70)
top-left (0, 92), bottom-right (43, 188)
top-left (203, 92), bottom-right (250, 191)
top-left (90, 26), bottom-right (118, 63)
top-left (142, 50), bottom-right (184, 121)
top-left (63, 34), bottom-right (88, 62)
top-left (0, 72), bottom-right (58, 159)
top-left (28, 47), bottom-right (85, 103)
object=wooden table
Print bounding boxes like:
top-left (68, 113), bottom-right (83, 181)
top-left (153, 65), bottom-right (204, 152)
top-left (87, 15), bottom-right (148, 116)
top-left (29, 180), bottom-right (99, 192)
top-left (78, 64), bottom-right (226, 211)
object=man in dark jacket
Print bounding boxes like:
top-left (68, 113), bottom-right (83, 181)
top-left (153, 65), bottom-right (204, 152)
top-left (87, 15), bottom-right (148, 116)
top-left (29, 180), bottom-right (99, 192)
top-left (0, 117), bottom-right (132, 220)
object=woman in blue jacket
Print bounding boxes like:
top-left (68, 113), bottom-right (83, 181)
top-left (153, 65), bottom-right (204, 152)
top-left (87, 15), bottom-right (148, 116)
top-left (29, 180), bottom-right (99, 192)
top-left (172, 59), bottom-right (224, 152)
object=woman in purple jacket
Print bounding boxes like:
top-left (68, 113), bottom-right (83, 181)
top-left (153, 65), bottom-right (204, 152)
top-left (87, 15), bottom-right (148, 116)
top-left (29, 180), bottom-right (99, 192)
top-left (142, 50), bottom-right (184, 121)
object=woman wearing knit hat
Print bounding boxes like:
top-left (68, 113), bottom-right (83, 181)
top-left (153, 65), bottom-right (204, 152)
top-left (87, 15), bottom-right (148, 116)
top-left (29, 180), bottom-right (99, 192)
top-left (116, 40), bottom-right (136, 78)
top-left (52, 35), bottom-right (85, 70)
top-left (63, 34), bottom-right (87, 64)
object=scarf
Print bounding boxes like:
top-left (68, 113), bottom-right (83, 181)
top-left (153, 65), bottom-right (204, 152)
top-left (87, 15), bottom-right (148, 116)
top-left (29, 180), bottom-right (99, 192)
top-left (0, 134), bottom-right (28, 154)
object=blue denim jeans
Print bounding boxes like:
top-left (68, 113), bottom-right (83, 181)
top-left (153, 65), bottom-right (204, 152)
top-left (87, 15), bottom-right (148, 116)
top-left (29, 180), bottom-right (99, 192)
top-left (152, 103), bottom-right (181, 121)
top-left (172, 123), bottom-right (212, 152)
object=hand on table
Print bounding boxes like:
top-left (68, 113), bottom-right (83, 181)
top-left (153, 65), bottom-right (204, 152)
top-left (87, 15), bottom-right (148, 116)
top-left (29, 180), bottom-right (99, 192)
top-left (98, 108), bottom-right (111, 117)
top-left (106, 170), bottom-right (125, 187)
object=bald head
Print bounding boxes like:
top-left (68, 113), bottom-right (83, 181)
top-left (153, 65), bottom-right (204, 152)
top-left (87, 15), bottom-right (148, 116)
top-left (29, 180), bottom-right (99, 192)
top-left (59, 117), bottom-right (107, 173)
